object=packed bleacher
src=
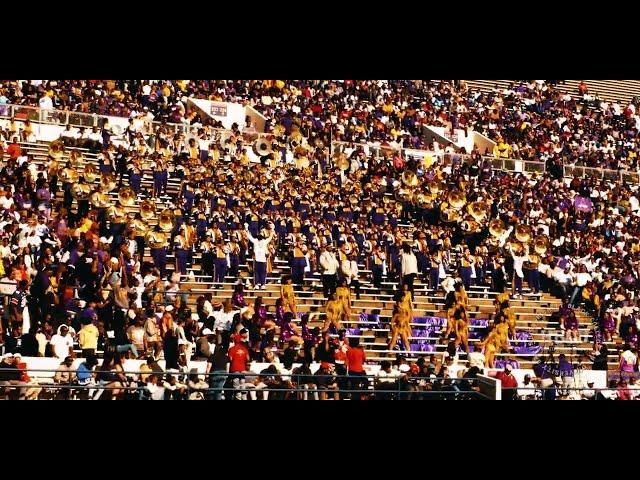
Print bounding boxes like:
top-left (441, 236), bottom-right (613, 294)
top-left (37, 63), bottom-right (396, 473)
top-left (0, 79), bottom-right (639, 400)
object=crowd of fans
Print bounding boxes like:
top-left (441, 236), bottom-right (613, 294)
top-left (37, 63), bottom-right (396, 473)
top-left (0, 80), bottom-right (638, 400)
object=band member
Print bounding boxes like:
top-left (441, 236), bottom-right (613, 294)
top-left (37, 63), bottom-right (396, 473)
top-left (319, 244), bottom-right (340, 297)
top-left (335, 279), bottom-right (352, 323)
top-left (291, 237), bottom-right (307, 286)
top-left (527, 250), bottom-right (541, 294)
top-left (510, 244), bottom-right (529, 298)
top-left (459, 247), bottom-right (473, 290)
top-left (214, 238), bottom-right (228, 285)
top-left (280, 275), bottom-right (298, 317)
top-left (370, 243), bottom-right (386, 289)
top-left (147, 226), bottom-right (168, 279)
top-left (200, 234), bottom-right (215, 280)
top-left (246, 223), bottom-right (274, 290)
top-left (429, 246), bottom-right (442, 291)
top-left (174, 227), bottom-right (190, 275)
top-left (388, 301), bottom-right (411, 352)
top-left (322, 293), bottom-right (343, 333)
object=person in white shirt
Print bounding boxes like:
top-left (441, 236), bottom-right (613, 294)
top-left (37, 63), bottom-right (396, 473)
top-left (509, 244), bottom-right (529, 298)
top-left (319, 245), bottom-right (340, 297)
top-left (50, 325), bottom-right (74, 359)
top-left (400, 243), bottom-right (419, 300)
top-left (341, 254), bottom-right (361, 299)
top-left (570, 265), bottom-right (592, 307)
top-left (245, 224), bottom-right (274, 290)
top-left (39, 94), bottom-right (53, 110)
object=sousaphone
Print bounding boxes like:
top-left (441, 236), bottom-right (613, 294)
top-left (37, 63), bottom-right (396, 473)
top-left (533, 235), bottom-right (549, 255)
top-left (467, 201), bottom-right (487, 223)
top-left (90, 190), bottom-right (112, 208)
top-left (489, 219), bottom-right (506, 238)
top-left (140, 199), bottom-right (156, 220)
top-left (448, 190), bottom-right (467, 210)
top-left (118, 187), bottom-right (136, 207)
top-left (83, 164), bottom-right (99, 183)
top-left (99, 173), bottom-right (117, 192)
top-left (515, 224), bottom-right (532, 244)
top-left (60, 167), bottom-right (79, 184)
top-left (401, 170), bottom-right (419, 187)
top-left (252, 138), bottom-right (272, 157)
top-left (158, 209), bottom-right (175, 232)
top-left (71, 182), bottom-right (91, 200)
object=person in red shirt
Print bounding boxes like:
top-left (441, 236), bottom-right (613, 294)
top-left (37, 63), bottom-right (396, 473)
top-left (14, 353), bottom-right (41, 400)
top-left (345, 337), bottom-right (367, 400)
top-left (6, 137), bottom-right (21, 161)
top-left (494, 364), bottom-right (518, 400)
top-left (228, 334), bottom-right (251, 399)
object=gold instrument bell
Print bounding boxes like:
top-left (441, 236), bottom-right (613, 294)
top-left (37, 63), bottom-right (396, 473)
top-left (158, 209), bottom-right (175, 232)
top-left (440, 208), bottom-right (461, 224)
top-left (467, 201), bottom-right (487, 223)
top-left (252, 138), bottom-right (272, 157)
top-left (533, 235), bottom-right (549, 255)
top-left (447, 190), bottom-right (467, 210)
top-left (83, 164), bottom-right (99, 183)
top-left (430, 181), bottom-right (445, 195)
top-left (118, 187), bottom-right (136, 207)
top-left (515, 224), bottom-right (532, 244)
top-left (131, 218), bottom-right (149, 237)
top-left (336, 154), bottom-right (350, 171)
top-left (140, 199), bottom-right (156, 220)
top-left (296, 157), bottom-right (310, 169)
top-left (489, 219), bottom-right (506, 238)
top-left (71, 182), bottom-right (91, 200)
top-left (401, 170), bottom-right (419, 187)
top-left (90, 191), bottom-right (112, 208)
top-left (60, 167), bottom-right (79, 184)
top-left (510, 241), bottom-right (525, 254)
top-left (147, 230), bottom-right (167, 249)
top-left (100, 173), bottom-right (117, 192)
top-left (289, 132), bottom-right (303, 150)
top-left (107, 204), bottom-right (126, 223)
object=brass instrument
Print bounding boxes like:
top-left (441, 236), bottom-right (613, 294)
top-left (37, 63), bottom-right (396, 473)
top-left (467, 201), bottom-right (487, 223)
top-left (90, 191), bottom-right (112, 208)
top-left (489, 219), bottom-right (506, 238)
top-left (401, 170), bottom-right (419, 187)
top-left (533, 235), bottom-right (549, 255)
top-left (273, 124), bottom-right (286, 137)
top-left (60, 167), bottom-right (79, 184)
top-left (448, 190), bottom-right (467, 210)
top-left (336, 155), bottom-right (350, 171)
top-left (430, 181), bottom-right (445, 195)
top-left (140, 199), bottom-right (156, 220)
top-left (252, 138), bottom-right (272, 157)
top-left (71, 182), bottom-right (91, 200)
top-left (130, 218), bottom-right (149, 237)
top-left (440, 205), bottom-right (461, 223)
top-left (314, 138), bottom-right (325, 149)
top-left (510, 241), bottom-right (525, 254)
top-left (117, 187), bottom-right (136, 207)
top-left (100, 173), bottom-right (117, 192)
top-left (107, 205), bottom-right (127, 224)
top-left (395, 189), bottom-right (414, 203)
top-left (83, 164), bottom-right (99, 183)
top-left (515, 224), bottom-right (532, 244)
top-left (414, 192), bottom-right (434, 209)
top-left (296, 157), bottom-right (310, 169)
top-left (289, 131), bottom-right (303, 150)
top-left (158, 209), bottom-right (175, 232)
top-left (147, 230), bottom-right (168, 249)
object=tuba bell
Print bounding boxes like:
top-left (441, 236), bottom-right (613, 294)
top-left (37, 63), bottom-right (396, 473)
top-left (140, 199), bottom-right (156, 220)
top-left (467, 201), bottom-right (487, 223)
top-left (401, 170), bottom-right (419, 187)
top-left (448, 190), bottom-right (467, 210)
top-left (83, 164), bottom-right (99, 183)
top-left (99, 173), bottom-right (117, 192)
top-left (289, 131), bottom-right (303, 150)
top-left (71, 182), bottom-right (91, 200)
top-left (147, 230), bottom-right (168, 249)
top-left (515, 224), bottom-right (532, 244)
top-left (60, 167), bottom-right (79, 184)
top-left (533, 235), bottom-right (549, 255)
top-left (489, 219), bottom-right (506, 238)
top-left (90, 190), bottom-right (112, 208)
top-left (252, 138), bottom-right (272, 157)
top-left (118, 187), bottom-right (136, 207)
top-left (158, 209), bottom-right (175, 233)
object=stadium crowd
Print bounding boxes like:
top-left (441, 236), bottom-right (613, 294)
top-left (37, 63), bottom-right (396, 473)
top-left (0, 79), bottom-right (638, 400)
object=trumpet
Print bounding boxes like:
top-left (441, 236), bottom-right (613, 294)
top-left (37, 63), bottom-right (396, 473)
top-left (118, 187), bottom-right (137, 207)
top-left (140, 199), bottom-right (156, 220)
